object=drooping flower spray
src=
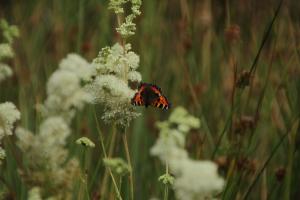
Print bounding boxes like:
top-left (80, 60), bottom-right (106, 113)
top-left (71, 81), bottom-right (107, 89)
top-left (151, 107), bottom-right (225, 200)
top-left (0, 19), bottom-right (20, 166)
top-left (16, 54), bottom-right (92, 199)
top-left (85, 0), bottom-right (142, 199)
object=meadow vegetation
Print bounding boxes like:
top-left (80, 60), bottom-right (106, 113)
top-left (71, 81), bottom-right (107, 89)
top-left (0, 0), bottom-right (300, 199)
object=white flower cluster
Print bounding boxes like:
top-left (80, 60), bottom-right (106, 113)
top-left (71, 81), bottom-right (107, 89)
top-left (0, 147), bottom-right (5, 165)
top-left (0, 102), bottom-right (21, 138)
top-left (0, 43), bottom-right (14, 60)
top-left (0, 63), bottom-right (13, 82)
top-left (86, 43), bottom-right (142, 127)
top-left (0, 102), bottom-right (21, 164)
top-left (151, 107), bottom-right (224, 200)
top-left (108, 0), bottom-right (142, 38)
top-left (16, 117), bottom-right (80, 199)
top-left (15, 54), bottom-right (92, 199)
top-left (0, 20), bottom-right (20, 165)
top-left (0, 19), bottom-right (19, 44)
top-left (0, 19), bottom-right (19, 82)
top-left (40, 54), bottom-right (93, 122)
top-left (28, 187), bottom-right (42, 200)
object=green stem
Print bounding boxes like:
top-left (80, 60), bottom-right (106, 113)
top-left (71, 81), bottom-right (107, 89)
top-left (242, 120), bottom-right (298, 200)
top-left (94, 109), bottom-right (122, 200)
top-left (77, 0), bottom-right (84, 53)
top-left (284, 120), bottom-right (299, 200)
top-left (83, 149), bottom-right (91, 200)
top-left (78, 148), bottom-right (90, 200)
top-left (122, 132), bottom-right (134, 200)
top-left (163, 163), bottom-right (169, 200)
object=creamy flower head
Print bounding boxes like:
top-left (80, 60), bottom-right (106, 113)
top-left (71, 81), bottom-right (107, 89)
top-left (0, 19), bottom-right (19, 44)
top-left (59, 53), bottom-right (94, 81)
top-left (15, 127), bottom-right (37, 152)
top-left (16, 117), bottom-right (80, 198)
top-left (150, 129), bottom-right (188, 163)
top-left (0, 147), bottom-right (5, 165)
top-left (0, 43), bottom-right (14, 59)
top-left (0, 63), bottom-right (13, 83)
top-left (0, 20), bottom-right (18, 83)
top-left (28, 187), bottom-right (42, 200)
top-left (108, 0), bottom-right (142, 38)
top-left (103, 157), bottom-right (131, 176)
top-left (168, 106), bottom-right (200, 133)
top-left (87, 43), bottom-right (141, 127)
top-left (48, 71), bottom-right (80, 97)
top-left (93, 43), bottom-right (140, 78)
top-left (174, 160), bottom-right (224, 200)
top-left (76, 136), bottom-right (95, 148)
top-left (151, 107), bottom-right (224, 200)
top-left (16, 117), bottom-right (71, 169)
top-left (128, 71), bottom-right (142, 82)
top-left (89, 75), bottom-right (135, 103)
top-left (0, 102), bottom-right (21, 138)
top-left (39, 117), bottom-right (70, 146)
top-left (41, 54), bottom-right (92, 122)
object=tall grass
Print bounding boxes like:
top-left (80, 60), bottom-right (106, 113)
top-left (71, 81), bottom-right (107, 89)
top-left (1, 0), bottom-right (300, 199)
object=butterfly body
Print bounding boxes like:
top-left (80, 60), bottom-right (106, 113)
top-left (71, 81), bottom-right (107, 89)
top-left (131, 83), bottom-right (171, 110)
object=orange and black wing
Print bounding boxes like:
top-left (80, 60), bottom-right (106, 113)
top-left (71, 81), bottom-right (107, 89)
top-left (131, 84), bottom-right (146, 106)
top-left (149, 85), bottom-right (171, 110)
top-left (151, 95), bottom-right (170, 110)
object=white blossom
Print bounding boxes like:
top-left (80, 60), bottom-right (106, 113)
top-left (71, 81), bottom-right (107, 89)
top-left (16, 117), bottom-right (71, 170)
top-left (0, 43), bottom-right (14, 59)
top-left (150, 129), bottom-right (188, 163)
top-left (0, 147), bottom-right (5, 165)
top-left (126, 50), bottom-right (140, 70)
top-left (151, 107), bottom-right (224, 200)
top-left (76, 136), bottom-right (95, 148)
top-left (16, 119), bottom-right (80, 198)
top-left (41, 54), bottom-right (92, 122)
top-left (28, 187), bottom-right (42, 200)
top-left (59, 53), bottom-right (94, 81)
top-left (88, 75), bottom-right (135, 103)
top-left (0, 63), bottom-right (12, 83)
top-left (47, 71), bottom-right (80, 98)
top-left (86, 43), bottom-right (142, 127)
top-left (108, 0), bottom-right (141, 38)
top-left (128, 71), bottom-right (142, 82)
top-left (173, 160), bottom-right (224, 200)
top-left (15, 127), bottom-right (36, 152)
top-left (39, 117), bottom-right (70, 146)
top-left (0, 19), bottom-right (19, 44)
top-left (0, 102), bottom-right (21, 138)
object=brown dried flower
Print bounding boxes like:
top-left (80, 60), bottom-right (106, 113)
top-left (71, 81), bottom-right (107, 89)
top-left (225, 24), bottom-right (241, 43)
top-left (236, 70), bottom-right (252, 88)
top-left (275, 166), bottom-right (286, 182)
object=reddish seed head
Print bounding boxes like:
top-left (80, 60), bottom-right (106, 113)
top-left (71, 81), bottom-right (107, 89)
top-left (233, 115), bottom-right (256, 135)
top-left (214, 156), bottom-right (229, 170)
top-left (275, 167), bottom-right (286, 182)
top-left (236, 70), bottom-right (251, 88)
top-left (225, 24), bottom-right (241, 43)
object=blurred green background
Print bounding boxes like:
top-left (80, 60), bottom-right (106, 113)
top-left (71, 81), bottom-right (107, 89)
top-left (1, 0), bottom-right (300, 199)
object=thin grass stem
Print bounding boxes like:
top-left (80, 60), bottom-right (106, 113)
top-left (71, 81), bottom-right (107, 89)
top-left (76, 0), bottom-right (84, 53)
top-left (163, 163), bottom-right (169, 200)
top-left (242, 120), bottom-right (298, 200)
top-left (94, 108), bottom-right (122, 200)
top-left (122, 132), bottom-right (134, 200)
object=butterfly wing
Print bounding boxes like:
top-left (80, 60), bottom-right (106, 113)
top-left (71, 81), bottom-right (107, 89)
top-left (149, 85), bottom-right (171, 110)
top-left (150, 95), bottom-right (170, 110)
top-left (131, 84), bottom-right (146, 106)
top-left (131, 83), bottom-right (171, 110)
top-left (131, 92), bottom-right (144, 106)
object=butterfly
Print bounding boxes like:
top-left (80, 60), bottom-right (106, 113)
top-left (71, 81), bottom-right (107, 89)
top-left (131, 83), bottom-right (171, 110)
